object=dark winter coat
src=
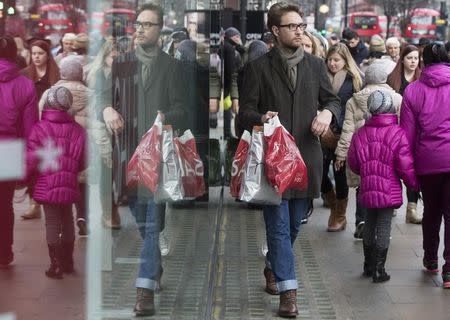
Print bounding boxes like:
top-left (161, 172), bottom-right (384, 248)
top-left (27, 110), bottom-right (86, 204)
top-left (238, 48), bottom-right (341, 199)
top-left (400, 63), bottom-right (450, 175)
top-left (350, 41), bottom-right (369, 66)
top-left (0, 59), bottom-right (38, 140)
top-left (111, 50), bottom-right (186, 198)
top-left (348, 114), bottom-right (418, 209)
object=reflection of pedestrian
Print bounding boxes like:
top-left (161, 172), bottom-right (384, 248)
top-left (0, 36), bottom-right (38, 266)
top-left (27, 86), bottom-right (86, 279)
top-left (400, 43), bottom-right (450, 288)
top-left (239, 3), bottom-right (340, 317)
top-left (111, 3), bottom-right (185, 316)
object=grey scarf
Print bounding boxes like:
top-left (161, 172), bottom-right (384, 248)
top-left (277, 45), bottom-right (304, 89)
top-left (135, 43), bottom-right (159, 88)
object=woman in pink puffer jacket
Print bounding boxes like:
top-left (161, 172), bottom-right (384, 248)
top-left (400, 43), bottom-right (450, 288)
top-left (27, 86), bottom-right (86, 279)
top-left (348, 90), bottom-right (418, 284)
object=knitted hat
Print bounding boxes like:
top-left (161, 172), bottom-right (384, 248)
top-left (73, 33), bottom-right (89, 50)
top-left (369, 35), bottom-right (386, 53)
top-left (45, 86), bottom-right (73, 111)
top-left (175, 39), bottom-right (196, 63)
top-left (59, 56), bottom-right (83, 81)
top-left (247, 40), bottom-right (268, 62)
top-left (365, 60), bottom-right (390, 84)
top-left (367, 90), bottom-right (395, 115)
top-left (385, 37), bottom-right (400, 48)
top-left (225, 27), bottom-right (241, 39)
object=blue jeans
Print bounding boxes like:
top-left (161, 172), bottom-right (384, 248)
top-left (128, 195), bottom-right (165, 290)
top-left (263, 198), bottom-right (310, 292)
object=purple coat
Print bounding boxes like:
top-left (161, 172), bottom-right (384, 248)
top-left (348, 114), bottom-right (419, 209)
top-left (400, 63), bottom-right (450, 175)
top-left (27, 110), bottom-right (86, 204)
top-left (0, 59), bottom-right (38, 139)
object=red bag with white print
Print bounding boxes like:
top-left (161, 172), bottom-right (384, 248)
top-left (174, 130), bottom-right (205, 198)
top-left (230, 130), bottom-right (251, 198)
top-left (126, 115), bottom-right (162, 193)
top-left (264, 116), bottom-right (308, 194)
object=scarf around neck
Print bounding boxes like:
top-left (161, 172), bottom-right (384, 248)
top-left (136, 44), bottom-right (159, 87)
top-left (276, 45), bottom-right (304, 89)
top-left (328, 69), bottom-right (348, 95)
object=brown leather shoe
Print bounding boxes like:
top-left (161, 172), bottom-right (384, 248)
top-left (327, 198), bottom-right (348, 232)
top-left (278, 289), bottom-right (298, 318)
top-left (134, 288), bottom-right (154, 316)
top-left (263, 267), bottom-right (279, 295)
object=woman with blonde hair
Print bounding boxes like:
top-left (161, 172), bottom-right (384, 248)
top-left (300, 31), bottom-right (318, 56)
top-left (387, 44), bottom-right (422, 224)
top-left (322, 42), bottom-right (363, 232)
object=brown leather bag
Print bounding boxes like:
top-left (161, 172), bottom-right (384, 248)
top-left (320, 127), bottom-right (340, 150)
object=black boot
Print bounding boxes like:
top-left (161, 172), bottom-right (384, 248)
top-left (363, 244), bottom-right (374, 277)
top-left (46, 244), bottom-right (63, 279)
top-left (372, 248), bottom-right (390, 283)
top-left (61, 241), bottom-right (75, 274)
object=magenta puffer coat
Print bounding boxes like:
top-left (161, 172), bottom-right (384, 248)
top-left (400, 63), bottom-right (450, 176)
top-left (348, 114), bottom-right (419, 209)
top-left (0, 59), bottom-right (38, 139)
top-left (27, 110), bottom-right (86, 204)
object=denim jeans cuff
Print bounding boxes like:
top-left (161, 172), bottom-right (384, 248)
top-left (135, 277), bottom-right (158, 290)
top-left (276, 279), bottom-right (298, 292)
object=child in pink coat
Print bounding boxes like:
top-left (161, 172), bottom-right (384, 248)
top-left (348, 90), bottom-right (419, 283)
top-left (27, 86), bottom-right (86, 279)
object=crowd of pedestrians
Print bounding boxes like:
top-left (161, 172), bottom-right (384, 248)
top-left (1, 1), bottom-right (450, 318)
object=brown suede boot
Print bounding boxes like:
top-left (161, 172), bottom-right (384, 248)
top-left (134, 288), bottom-right (155, 316)
top-left (21, 199), bottom-right (42, 220)
top-left (327, 198), bottom-right (348, 232)
top-left (263, 267), bottom-right (279, 295)
top-left (321, 189), bottom-right (336, 209)
top-left (278, 289), bottom-right (298, 318)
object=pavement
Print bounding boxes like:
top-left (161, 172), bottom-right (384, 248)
top-left (1, 186), bottom-right (449, 320)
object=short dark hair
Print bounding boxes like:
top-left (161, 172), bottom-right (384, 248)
top-left (0, 36), bottom-right (18, 61)
top-left (267, 2), bottom-right (304, 34)
top-left (137, 2), bottom-right (164, 27)
top-left (342, 29), bottom-right (359, 41)
top-left (422, 42), bottom-right (450, 66)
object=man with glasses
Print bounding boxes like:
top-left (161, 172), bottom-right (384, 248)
top-left (238, 2), bottom-right (340, 317)
top-left (111, 2), bottom-right (185, 317)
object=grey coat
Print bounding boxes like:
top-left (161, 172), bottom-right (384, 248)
top-left (238, 48), bottom-right (341, 199)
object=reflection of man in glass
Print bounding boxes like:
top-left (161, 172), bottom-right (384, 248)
top-left (111, 2), bottom-right (185, 317)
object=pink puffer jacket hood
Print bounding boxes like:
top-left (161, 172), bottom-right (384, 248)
top-left (348, 114), bottom-right (419, 209)
top-left (0, 59), bottom-right (38, 139)
top-left (27, 110), bottom-right (86, 204)
top-left (400, 63), bottom-right (450, 175)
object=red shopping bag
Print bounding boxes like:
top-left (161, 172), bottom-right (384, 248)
top-left (126, 115), bottom-right (162, 193)
top-left (264, 116), bottom-right (308, 194)
top-left (230, 130), bottom-right (251, 198)
top-left (174, 130), bottom-right (205, 198)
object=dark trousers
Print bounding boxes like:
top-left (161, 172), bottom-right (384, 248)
top-left (43, 203), bottom-right (75, 245)
top-left (363, 208), bottom-right (394, 250)
top-left (420, 173), bottom-right (450, 273)
top-left (321, 148), bottom-right (349, 200)
top-left (0, 181), bottom-right (16, 260)
top-left (75, 183), bottom-right (87, 223)
top-left (355, 187), bottom-right (367, 226)
top-left (406, 187), bottom-right (419, 203)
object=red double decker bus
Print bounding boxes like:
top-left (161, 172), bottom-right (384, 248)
top-left (348, 11), bottom-right (382, 41)
top-left (403, 8), bottom-right (440, 44)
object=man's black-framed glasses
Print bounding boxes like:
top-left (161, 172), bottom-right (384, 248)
top-left (134, 21), bottom-right (160, 30)
top-left (278, 23), bottom-right (307, 31)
